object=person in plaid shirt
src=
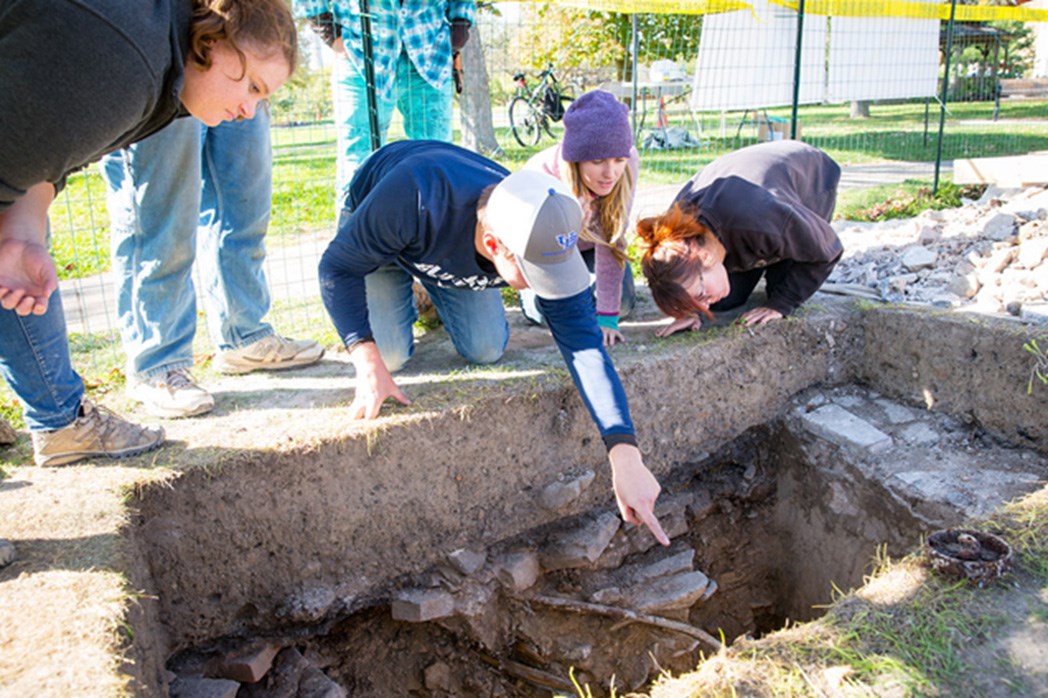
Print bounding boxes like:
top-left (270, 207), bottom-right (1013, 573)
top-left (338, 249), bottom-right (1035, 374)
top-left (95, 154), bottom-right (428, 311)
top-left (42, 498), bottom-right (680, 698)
top-left (294, 0), bottom-right (476, 208)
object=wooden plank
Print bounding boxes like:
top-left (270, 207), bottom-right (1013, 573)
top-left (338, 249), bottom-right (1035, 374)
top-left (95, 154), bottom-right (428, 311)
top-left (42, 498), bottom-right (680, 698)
top-left (953, 154), bottom-right (1048, 187)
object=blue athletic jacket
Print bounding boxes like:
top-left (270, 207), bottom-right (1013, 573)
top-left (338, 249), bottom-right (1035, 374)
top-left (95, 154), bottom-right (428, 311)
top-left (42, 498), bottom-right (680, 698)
top-left (318, 140), bottom-right (636, 449)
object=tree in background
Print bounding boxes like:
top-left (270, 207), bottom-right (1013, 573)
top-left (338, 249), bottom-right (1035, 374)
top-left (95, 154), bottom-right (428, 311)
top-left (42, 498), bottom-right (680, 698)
top-left (512, 5), bottom-right (703, 88)
top-left (459, 2), bottom-right (502, 155)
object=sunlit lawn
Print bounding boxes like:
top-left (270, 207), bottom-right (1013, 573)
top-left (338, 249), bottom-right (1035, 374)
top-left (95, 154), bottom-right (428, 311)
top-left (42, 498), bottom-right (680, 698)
top-left (49, 97), bottom-right (1046, 282)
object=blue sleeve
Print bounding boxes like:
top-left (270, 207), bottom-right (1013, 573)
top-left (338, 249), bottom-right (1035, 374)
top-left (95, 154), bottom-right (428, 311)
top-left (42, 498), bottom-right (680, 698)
top-left (318, 170), bottom-right (421, 347)
top-left (538, 291), bottom-right (637, 450)
top-left (447, 1), bottom-right (476, 23)
top-left (291, 0), bottom-right (328, 19)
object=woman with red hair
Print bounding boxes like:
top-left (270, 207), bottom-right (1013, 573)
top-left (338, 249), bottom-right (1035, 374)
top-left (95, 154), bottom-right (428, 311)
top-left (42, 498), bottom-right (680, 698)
top-left (637, 141), bottom-right (843, 337)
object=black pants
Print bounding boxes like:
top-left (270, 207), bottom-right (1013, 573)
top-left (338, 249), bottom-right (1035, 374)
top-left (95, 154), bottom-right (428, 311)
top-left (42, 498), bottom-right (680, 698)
top-left (709, 260), bottom-right (794, 314)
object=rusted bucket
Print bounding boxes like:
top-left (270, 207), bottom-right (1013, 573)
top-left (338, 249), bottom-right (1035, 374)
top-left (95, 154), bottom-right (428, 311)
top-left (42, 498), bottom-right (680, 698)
top-left (925, 528), bottom-right (1013, 587)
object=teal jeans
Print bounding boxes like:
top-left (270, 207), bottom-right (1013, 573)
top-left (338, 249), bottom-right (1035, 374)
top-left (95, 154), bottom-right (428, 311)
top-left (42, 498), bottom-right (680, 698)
top-left (332, 49), bottom-right (454, 208)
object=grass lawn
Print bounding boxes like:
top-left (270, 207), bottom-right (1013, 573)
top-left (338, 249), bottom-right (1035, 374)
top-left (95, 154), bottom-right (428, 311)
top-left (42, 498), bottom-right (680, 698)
top-left (49, 98), bottom-right (1046, 282)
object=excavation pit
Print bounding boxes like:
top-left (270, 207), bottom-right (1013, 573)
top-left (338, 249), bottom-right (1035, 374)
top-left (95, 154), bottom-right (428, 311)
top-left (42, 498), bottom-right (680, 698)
top-left (145, 301), bottom-right (1048, 696)
top-left (2, 298), bottom-right (1046, 697)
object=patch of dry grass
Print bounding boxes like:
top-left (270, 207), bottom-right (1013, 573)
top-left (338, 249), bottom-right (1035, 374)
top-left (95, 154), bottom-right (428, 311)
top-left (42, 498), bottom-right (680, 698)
top-left (0, 465), bottom-right (171, 698)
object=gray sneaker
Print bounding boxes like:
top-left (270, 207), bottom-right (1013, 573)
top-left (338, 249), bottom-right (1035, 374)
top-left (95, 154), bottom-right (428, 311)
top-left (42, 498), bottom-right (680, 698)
top-left (213, 335), bottom-right (324, 375)
top-left (32, 400), bottom-right (165, 467)
top-left (128, 368), bottom-right (215, 418)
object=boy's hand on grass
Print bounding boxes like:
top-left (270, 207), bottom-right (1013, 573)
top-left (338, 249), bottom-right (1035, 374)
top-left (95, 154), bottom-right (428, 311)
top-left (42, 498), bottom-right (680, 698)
top-left (348, 341), bottom-right (411, 419)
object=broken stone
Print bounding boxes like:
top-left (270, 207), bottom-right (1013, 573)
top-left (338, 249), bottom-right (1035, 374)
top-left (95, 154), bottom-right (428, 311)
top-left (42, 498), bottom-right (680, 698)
top-left (900, 246), bottom-right (937, 271)
top-left (423, 661), bottom-right (452, 692)
top-left (452, 579), bottom-right (494, 616)
top-left (916, 224), bottom-right (942, 244)
top-left (1016, 237), bottom-right (1048, 269)
top-left (540, 511), bottom-right (621, 570)
top-left (899, 422), bottom-right (940, 446)
top-left (620, 549), bottom-right (695, 587)
top-left (539, 469), bottom-right (595, 511)
top-left (168, 677), bottom-right (240, 698)
top-left (447, 548), bottom-right (486, 576)
top-left (980, 211), bottom-right (1018, 240)
top-left (207, 641), bottom-right (280, 684)
top-left (391, 588), bottom-right (456, 622)
top-left (590, 587), bottom-right (626, 605)
top-left (874, 398), bottom-right (916, 424)
top-left (237, 647), bottom-right (310, 698)
top-left (800, 404), bottom-right (893, 453)
top-left (276, 583), bottom-right (336, 623)
top-left (686, 489), bottom-right (716, 520)
top-left (493, 550), bottom-right (540, 592)
top-left (298, 665), bottom-right (346, 698)
top-left (0, 539), bottom-right (14, 568)
top-left (948, 269), bottom-right (981, 299)
top-left (1021, 302), bottom-right (1048, 324)
top-left (624, 570), bottom-right (710, 612)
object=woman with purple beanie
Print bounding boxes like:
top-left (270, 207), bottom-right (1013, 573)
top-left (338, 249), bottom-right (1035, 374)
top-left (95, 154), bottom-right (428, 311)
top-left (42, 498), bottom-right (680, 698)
top-left (520, 90), bottom-right (639, 346)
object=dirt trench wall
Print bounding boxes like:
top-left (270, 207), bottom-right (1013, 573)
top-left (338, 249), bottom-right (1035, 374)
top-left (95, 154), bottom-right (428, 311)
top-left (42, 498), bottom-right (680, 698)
top-left (857, 309), bottom-right (1048, 450)
top-left (131, 311), bottom-right (854, 662)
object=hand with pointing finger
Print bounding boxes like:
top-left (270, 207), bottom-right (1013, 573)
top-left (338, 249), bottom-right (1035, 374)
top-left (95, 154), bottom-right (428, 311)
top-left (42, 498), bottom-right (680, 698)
top-left (609, 443), bottom-right (670, 546)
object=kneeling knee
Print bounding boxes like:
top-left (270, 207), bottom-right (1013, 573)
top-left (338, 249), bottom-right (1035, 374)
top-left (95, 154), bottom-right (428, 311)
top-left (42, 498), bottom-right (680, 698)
top-left (461, 344), bottom-right (505, 365)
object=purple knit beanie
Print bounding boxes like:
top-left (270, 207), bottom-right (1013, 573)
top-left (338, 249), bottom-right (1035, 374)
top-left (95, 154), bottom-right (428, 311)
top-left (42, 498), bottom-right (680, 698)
top-left (561, 90), bottom-right (633, 162)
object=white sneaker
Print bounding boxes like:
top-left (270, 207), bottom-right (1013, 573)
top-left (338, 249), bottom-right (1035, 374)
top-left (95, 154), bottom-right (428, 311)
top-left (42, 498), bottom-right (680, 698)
top-left (128, 369), bottom-right (215, 418)
top-left (213, 335), bottom-right (324, 375)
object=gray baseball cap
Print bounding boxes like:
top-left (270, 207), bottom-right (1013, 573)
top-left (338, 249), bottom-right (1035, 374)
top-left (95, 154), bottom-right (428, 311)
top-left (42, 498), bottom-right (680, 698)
top-left (487, 170), bottom-right (589, 300)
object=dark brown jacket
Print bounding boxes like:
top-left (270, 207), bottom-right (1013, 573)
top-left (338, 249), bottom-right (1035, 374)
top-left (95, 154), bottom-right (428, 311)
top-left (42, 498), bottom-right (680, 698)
top-left (674, 140), bottom-right (843, 316)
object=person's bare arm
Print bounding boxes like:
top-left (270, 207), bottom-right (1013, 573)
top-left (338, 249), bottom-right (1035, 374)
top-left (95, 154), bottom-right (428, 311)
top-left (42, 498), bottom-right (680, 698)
top-left (655, 315), bottom-right (702, 338)
top-left (738, 306), bottom-right (783, 325)
top-left (0, 183), bottom-right (58, 315)
top-left (347, 340), bottom-right (412, 419)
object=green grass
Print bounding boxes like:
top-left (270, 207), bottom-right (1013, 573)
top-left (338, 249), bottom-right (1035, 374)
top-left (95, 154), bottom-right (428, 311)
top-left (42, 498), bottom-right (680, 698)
top-left (834, 179), bottom-right (988, 221)
top-left (47, 97), bottom-right (1046, 282)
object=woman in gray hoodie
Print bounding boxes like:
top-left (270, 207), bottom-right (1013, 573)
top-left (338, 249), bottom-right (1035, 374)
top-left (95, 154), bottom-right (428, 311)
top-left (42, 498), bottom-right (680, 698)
top-left (637, 140), bottom-right (843, 337)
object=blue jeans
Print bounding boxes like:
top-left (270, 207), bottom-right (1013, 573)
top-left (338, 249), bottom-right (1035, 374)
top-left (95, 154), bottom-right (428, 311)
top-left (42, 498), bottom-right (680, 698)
top-left (519, 248), bottom-right (637, 326)
top-left (364, 265), bottom-right (508, 372)
top-left (101, 114), bottom-right (275, 382)
top-left (0, 291), bottom-right (85, 431)
top-left (332, 49), bottom-right (453, 206)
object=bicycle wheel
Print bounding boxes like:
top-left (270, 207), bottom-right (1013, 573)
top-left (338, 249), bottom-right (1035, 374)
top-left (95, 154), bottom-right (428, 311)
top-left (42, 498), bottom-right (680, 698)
top-left (509, 96), bottom-right (542, 147)
top-left (542, 94), bottom-right (574, 139)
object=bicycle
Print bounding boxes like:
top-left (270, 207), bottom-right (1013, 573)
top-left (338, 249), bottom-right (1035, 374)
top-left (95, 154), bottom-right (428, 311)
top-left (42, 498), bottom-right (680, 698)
top-left (508, 63), bottom-right (575, 148)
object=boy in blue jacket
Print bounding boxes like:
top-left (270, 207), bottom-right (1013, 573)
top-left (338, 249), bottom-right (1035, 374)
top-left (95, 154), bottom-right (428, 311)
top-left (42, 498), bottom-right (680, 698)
top-left (319, 140), bottom-right (668, 545)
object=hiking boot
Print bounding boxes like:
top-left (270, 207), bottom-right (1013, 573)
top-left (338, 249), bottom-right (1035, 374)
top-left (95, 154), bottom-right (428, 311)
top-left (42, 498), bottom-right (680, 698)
top-left (128, 368), bottom-right (215, 418)
top-left (213, 335), bottom-right (324, 375)
top-left (32, 400), bottom-right (165, 467)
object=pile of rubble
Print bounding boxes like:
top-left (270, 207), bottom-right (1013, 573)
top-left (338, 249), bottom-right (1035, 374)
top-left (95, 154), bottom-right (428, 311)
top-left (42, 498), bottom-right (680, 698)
top-left (828, 185), bottom-right (1048, 324)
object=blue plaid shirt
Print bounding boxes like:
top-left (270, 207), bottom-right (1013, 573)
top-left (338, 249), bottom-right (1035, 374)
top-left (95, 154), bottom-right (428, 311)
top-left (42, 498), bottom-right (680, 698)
top-left (294, 0), bottom-right (476, 99)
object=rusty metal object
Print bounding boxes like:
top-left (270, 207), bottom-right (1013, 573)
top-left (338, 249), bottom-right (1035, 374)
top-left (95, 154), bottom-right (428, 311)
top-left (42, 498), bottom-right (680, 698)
top-left (925, 528), bottom-right (1013, 586)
